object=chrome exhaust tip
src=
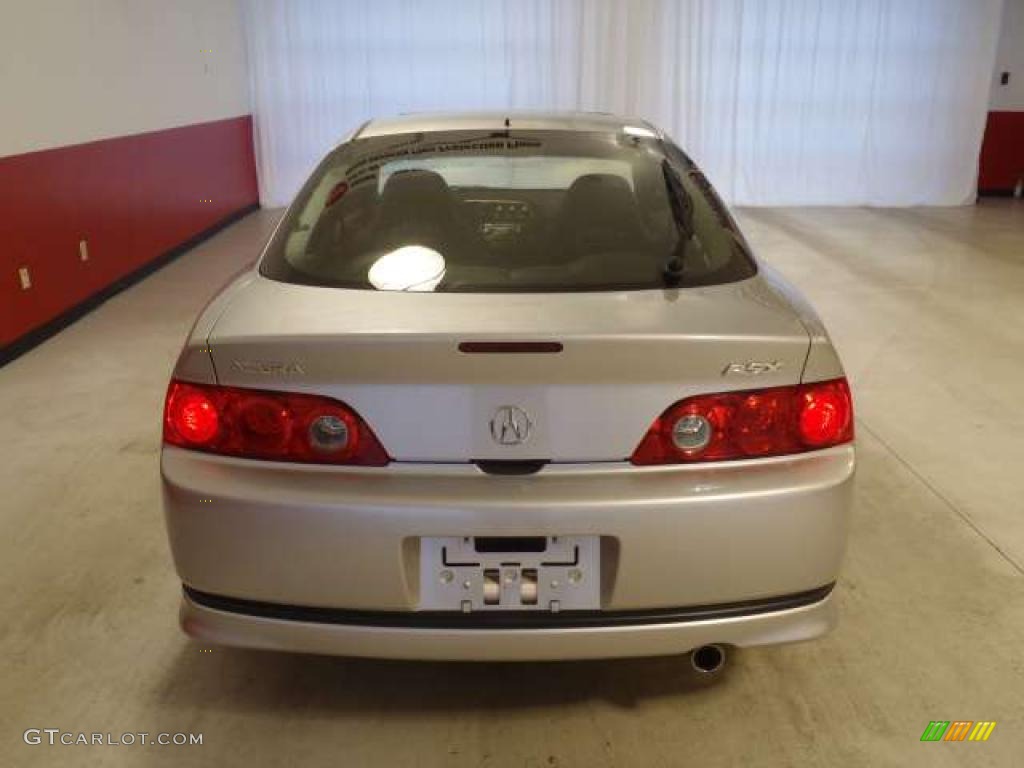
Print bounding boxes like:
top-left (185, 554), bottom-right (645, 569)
top-left (690, 644), bottom-right (726, 674)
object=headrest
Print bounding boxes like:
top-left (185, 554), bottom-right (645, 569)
top-left (559, 173), bottom-right (646, 246)
top-left (377, 169), bottom-right (456, 250)
top-left (380, 169), bottom-right (452, 217)
top-left (562, 173), bottom-right (642, 222)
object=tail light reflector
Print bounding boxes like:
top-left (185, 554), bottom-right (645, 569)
top-left (630, 378), bottom-right (853, 465)
top-left (163, 380), bottom-right (390, 466)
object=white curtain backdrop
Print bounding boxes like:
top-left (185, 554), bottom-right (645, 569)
top-left (242, 0), bottom-right (1003, 207)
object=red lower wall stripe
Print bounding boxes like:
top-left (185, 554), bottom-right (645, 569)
top-left (0, 115), bottom-right (259, 350)
top-left (978, 111), bottom-right (1024, 193)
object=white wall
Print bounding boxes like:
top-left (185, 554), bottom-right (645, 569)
top-left (0, 0), bottom-right (249, 158)
top-left (991, 0), bottom-right (1024, 109)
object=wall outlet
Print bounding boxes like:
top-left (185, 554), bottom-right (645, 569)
top-left (79, 239), bottom-right (89, 262)
top-left (18, 266), bottom-right (32, 290)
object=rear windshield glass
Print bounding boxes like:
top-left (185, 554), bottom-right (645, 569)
top-left (260, 129), bottom-right (756, 292)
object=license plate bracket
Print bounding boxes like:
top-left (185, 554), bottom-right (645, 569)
top-left (419, 536), bottom-right (600, 612)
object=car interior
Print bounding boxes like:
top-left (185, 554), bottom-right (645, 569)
top-left (299, 161), bottom-right (686, 289)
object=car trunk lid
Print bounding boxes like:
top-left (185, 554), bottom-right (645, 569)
top-left (207, 275), bottom-right (810, 462)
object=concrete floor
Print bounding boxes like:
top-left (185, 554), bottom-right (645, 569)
top-left (2, 202), bottom-right (1023, 767)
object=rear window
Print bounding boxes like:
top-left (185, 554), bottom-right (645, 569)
top-left (260, 129), bottom-right (756, 292)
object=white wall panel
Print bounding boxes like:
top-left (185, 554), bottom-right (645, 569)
top-left (0, 0), bottom-right (250, 158)
top-left (991, 0), bottom-right (1024, 109)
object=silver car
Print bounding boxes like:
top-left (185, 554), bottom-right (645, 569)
top-left (162, 112), bottom-right (854, 670)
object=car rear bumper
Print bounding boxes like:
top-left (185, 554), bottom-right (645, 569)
top-left (181, 583), bottom-right (837, 661)
top-left (162, 442), bottom-right (853, 660)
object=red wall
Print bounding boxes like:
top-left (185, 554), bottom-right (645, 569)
top-left (978, 111), bottom-right (1024, 193)
top-left (0, 116), bottom-right (258, 348)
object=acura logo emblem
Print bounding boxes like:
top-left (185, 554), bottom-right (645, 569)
top-left (490, 405), bottom-right (532, 445)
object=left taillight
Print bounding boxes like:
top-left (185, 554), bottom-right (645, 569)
top-left (630, 378), bottom-right (853, 465)
top-left (162, 380), bottom-right (390, 466)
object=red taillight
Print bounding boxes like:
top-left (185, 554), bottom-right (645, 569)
top-left (167, 386), bottom-right (221, 445)
top-left (630, 378), bottom-right (853, 465)
top-left (797, 380), bottom-right (852, 447)
top-left (163, 380), bottom-right (390, 466)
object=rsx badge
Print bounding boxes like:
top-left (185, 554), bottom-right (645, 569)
top-left (722, 360), bottom-right (782, 376)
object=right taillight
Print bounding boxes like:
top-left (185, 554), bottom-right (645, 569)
top-left (630, 378), bottom-right (853, 465)
top-left (163, 380), bottom-right (390, 466)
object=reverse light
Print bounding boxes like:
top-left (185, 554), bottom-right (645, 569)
top-left (163, 380), bottom-right (389, 466)
top-left (671, 413), bottom-right (712, 452)
top-left (631, 378), bottom-right (853, 465)
top-left (307, 411), bottom-right (357, 456)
